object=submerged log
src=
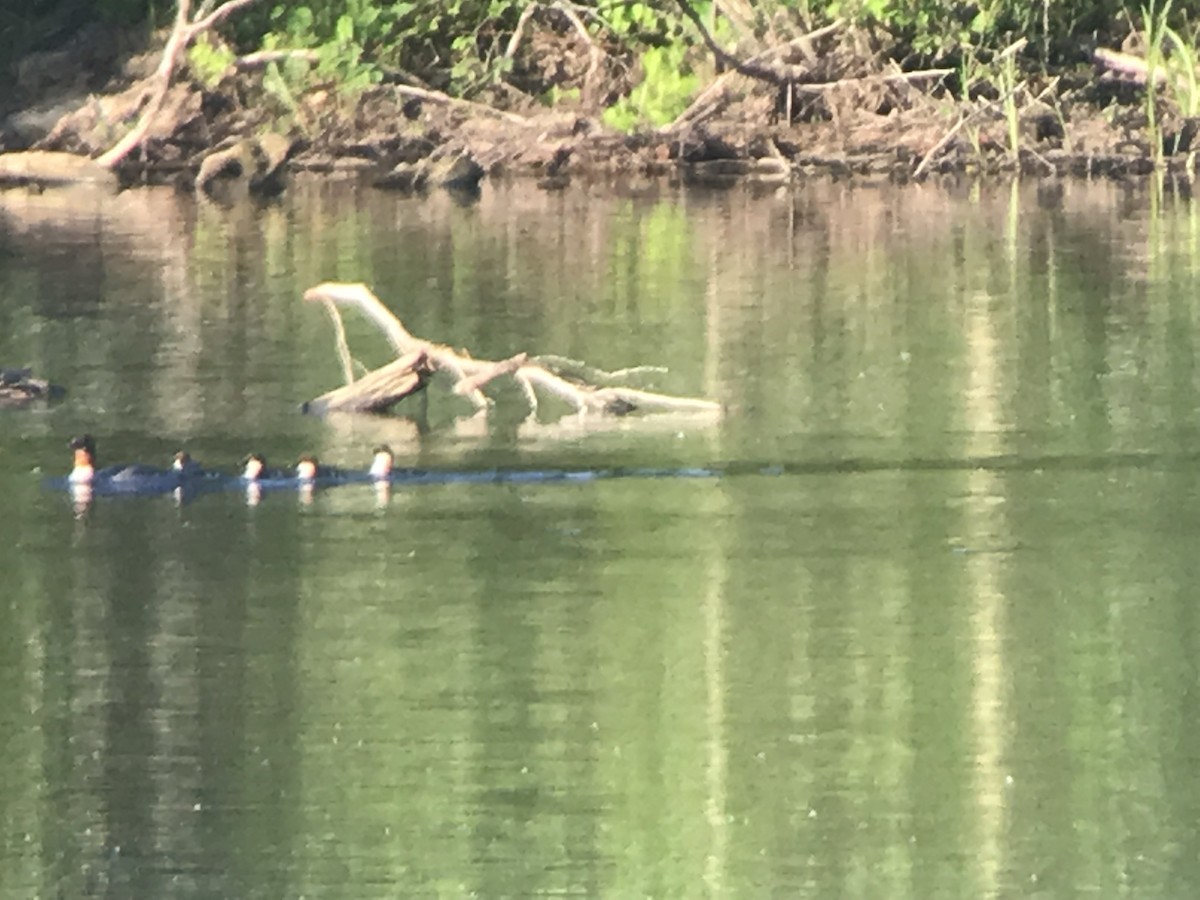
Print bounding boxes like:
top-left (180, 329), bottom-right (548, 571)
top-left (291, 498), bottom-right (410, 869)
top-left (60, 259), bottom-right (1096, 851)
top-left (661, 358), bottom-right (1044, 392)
top-left (302, 282), bottom-right (722, 421)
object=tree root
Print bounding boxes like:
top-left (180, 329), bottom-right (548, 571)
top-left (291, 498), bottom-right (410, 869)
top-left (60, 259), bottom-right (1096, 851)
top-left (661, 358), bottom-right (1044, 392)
top-left (302, 282), bottom-right (722, 421)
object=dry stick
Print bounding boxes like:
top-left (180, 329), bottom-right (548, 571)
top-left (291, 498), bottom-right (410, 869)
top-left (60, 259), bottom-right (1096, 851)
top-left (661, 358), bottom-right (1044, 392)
top-left (303, 282), bottom-right (722, 419)
top-left (665, 21), bottom-right (845, 132)
top-left (553, 1), bottom-right (604, 99)
top-left (789, 68), bottom-right (954, 93)
top-left (95, 0), bottom-right (258, 169)
top-left (674, 0), bottom-right (789, 85)
top-left (235, 49), bottom-right (320, 71)
top-left (504, 2), bottom-right (541, 60)
top-left (321, 299), bottom-right (358, 385)
top-left (454, 353), bottom-right (530, 396)
top-left (392, 84), bottom-right (533, 127)
top-left (913, 84), bottom-right (1022, 179)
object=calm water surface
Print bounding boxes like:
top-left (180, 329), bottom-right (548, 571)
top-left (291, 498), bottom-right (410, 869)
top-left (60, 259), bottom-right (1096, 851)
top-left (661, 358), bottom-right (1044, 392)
top-left (2, 177), bottom-right (1200, 897)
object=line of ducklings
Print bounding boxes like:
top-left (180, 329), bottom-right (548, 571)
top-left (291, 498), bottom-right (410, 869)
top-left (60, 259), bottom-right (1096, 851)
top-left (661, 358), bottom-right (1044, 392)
top-left (67, 434), bottom-right (396, 492)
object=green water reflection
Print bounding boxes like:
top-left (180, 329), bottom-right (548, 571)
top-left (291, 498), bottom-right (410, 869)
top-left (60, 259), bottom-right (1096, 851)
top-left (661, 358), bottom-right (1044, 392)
top-left (2, 177), bottom-right (1200, 897)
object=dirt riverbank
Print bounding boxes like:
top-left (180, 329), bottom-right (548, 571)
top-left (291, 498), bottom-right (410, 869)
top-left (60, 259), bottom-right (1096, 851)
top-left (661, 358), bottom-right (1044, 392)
top-left (0, 19), bottom-right (1192, 192)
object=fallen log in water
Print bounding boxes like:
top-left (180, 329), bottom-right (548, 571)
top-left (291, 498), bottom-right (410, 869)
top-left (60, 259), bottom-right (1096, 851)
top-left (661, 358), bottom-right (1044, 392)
top-left (302, 282), bottom-right (722, 421)
top-left (302, 349), bottom-right (433, 415)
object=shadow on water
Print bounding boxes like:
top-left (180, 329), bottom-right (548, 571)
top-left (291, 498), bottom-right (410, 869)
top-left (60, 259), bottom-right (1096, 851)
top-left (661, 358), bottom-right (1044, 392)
top-left (27, 495), bottom-right (306, 898)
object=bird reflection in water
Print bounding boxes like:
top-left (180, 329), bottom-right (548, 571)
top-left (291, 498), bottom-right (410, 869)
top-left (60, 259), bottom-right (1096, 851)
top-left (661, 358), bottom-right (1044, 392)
top-left (70, 482), bottom-right (93, 518)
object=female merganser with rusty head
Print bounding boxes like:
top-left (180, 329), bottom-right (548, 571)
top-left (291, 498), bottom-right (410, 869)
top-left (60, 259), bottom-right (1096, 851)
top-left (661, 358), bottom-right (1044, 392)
top-left (369, 445), bottom-right (394, 479)
top-left (67, 435), bottom-right (175, 488)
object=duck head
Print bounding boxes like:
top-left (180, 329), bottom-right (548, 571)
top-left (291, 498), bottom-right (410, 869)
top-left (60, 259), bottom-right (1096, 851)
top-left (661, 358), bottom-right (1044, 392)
top-left (369, 445), bottom-right (394, 479)
top-left (296, 455), bottom-right (319, 481)
top-left (68, 435), bottom-right (96, 484)
top-left (242, 453), bottom-right (266, 481)
top-left (172, 451), bottom-right (194, 472)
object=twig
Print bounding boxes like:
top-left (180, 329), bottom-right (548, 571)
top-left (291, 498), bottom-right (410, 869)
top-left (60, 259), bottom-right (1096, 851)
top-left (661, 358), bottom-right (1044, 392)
top-left (504, 2), bottom-right (541, 61)
top-left (235, 49), bottom-right (320, 71)
top-left (913, 84), bottom-right (1022, 178)
top-left (790, 68), bottom-right (953, 93)
top-left (664, 21), bottom-right (845, 132)
top-left (453, 353), bottom-right (530, 395)
top-left (674, 0), bottom-right (788, 86)
top-left (553, 1), bottom-right (604, 101)
top-left (189, 0), bottom-right (256, 33)
top-left (393, 84), bottom-right (533, 127)
top-left (321, 299), bottom-right (357, 385)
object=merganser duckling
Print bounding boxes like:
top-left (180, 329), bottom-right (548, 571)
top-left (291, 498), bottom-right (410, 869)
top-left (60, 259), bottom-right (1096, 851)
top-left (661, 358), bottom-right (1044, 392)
top-left (296, 454), bottom-right (320, 481)
top-left (242, 453), bottom-right (267, 481)
top-left (369, 445), bottom-right (394, 479)
top-left (68, 435), bottom-right (96, 484)
top-left (172, 451), bottom-right (204, 476)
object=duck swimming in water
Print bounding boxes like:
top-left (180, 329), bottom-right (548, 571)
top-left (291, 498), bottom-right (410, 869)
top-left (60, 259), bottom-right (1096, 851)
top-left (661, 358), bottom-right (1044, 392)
top-left (242, 453), bottom-right (268, 481)
top-left (68, 435), bottom-right (97, 484)
top-left (172, 451), bottom-right (204, 476)
top-left (296, 454), bottom-right (319, 481)
top-left (67, 435), bottom-right (179, 491)
top-left (295, 454), bottom-right (354, 482)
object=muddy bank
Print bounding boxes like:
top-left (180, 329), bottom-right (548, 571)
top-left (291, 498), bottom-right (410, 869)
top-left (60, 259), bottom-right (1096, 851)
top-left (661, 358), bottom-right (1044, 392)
top-left (0, 19), bottom-right (1193, 193)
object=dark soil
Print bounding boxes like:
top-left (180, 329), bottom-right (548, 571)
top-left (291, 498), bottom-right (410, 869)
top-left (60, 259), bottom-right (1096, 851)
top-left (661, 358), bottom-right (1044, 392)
top-left (1, 20), bottom-right (1193, 192)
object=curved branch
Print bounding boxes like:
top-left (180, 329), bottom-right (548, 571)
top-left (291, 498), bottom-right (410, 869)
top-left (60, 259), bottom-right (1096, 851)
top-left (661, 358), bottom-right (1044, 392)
top-left (303, 282), bottom-right (722, 420)
top-left (96, 0), bottom-right (258, 169)
top-left (674, 0), bottom-right (788, 86)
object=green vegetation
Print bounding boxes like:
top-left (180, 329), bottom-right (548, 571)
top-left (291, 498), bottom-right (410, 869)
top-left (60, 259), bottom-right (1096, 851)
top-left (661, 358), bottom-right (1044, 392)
top-left (7, 0), bottom-right (1200, 139)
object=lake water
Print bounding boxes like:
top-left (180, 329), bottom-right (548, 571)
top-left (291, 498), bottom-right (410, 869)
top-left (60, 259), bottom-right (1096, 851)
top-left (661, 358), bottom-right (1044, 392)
top-left (2, 175), bottom-right (1200, 898)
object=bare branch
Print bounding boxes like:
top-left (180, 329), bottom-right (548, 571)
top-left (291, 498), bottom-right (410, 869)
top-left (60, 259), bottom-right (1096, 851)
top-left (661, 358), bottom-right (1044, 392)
top-left (504, 2), bottom-right (541, 61)
top-left (96, 0), bottom-right (261, 170)
top-left (393, 84), bottom-right (534, 127)
top-left (303, 282), bottom-right (722, 420)
top-left (235, 49), bottom-right (320, 71)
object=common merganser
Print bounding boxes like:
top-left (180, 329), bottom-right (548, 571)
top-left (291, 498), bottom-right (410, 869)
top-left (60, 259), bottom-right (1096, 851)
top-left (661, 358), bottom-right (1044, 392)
top-left (172, 451), bottom-right (204, 475)
top-left (68, 435), bottom-right (172, 486)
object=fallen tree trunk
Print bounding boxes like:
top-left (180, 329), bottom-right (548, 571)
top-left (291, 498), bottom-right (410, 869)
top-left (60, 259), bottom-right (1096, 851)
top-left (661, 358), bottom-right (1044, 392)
top-left (302, 282), bottom-right (723, 421)
top-left (302, 349), bottom-right (433, 415)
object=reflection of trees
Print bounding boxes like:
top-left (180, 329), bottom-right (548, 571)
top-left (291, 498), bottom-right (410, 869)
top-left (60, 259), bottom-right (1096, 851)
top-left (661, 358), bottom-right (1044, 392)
top-left (14, 499), bottom-right (304, 897)
top-left (8, 176), bottom-right (1200, 896)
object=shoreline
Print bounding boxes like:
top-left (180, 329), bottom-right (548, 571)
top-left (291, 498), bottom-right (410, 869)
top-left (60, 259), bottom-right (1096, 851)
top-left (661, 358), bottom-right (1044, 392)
top-left (2, 20), bottom-right (1195, 192)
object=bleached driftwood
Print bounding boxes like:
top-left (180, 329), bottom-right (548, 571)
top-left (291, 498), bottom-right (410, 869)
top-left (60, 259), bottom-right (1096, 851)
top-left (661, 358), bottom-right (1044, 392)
top-left (303, 349), bottom-right (433, 415)
top-left (302, 281), bottom-right (722, 420)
